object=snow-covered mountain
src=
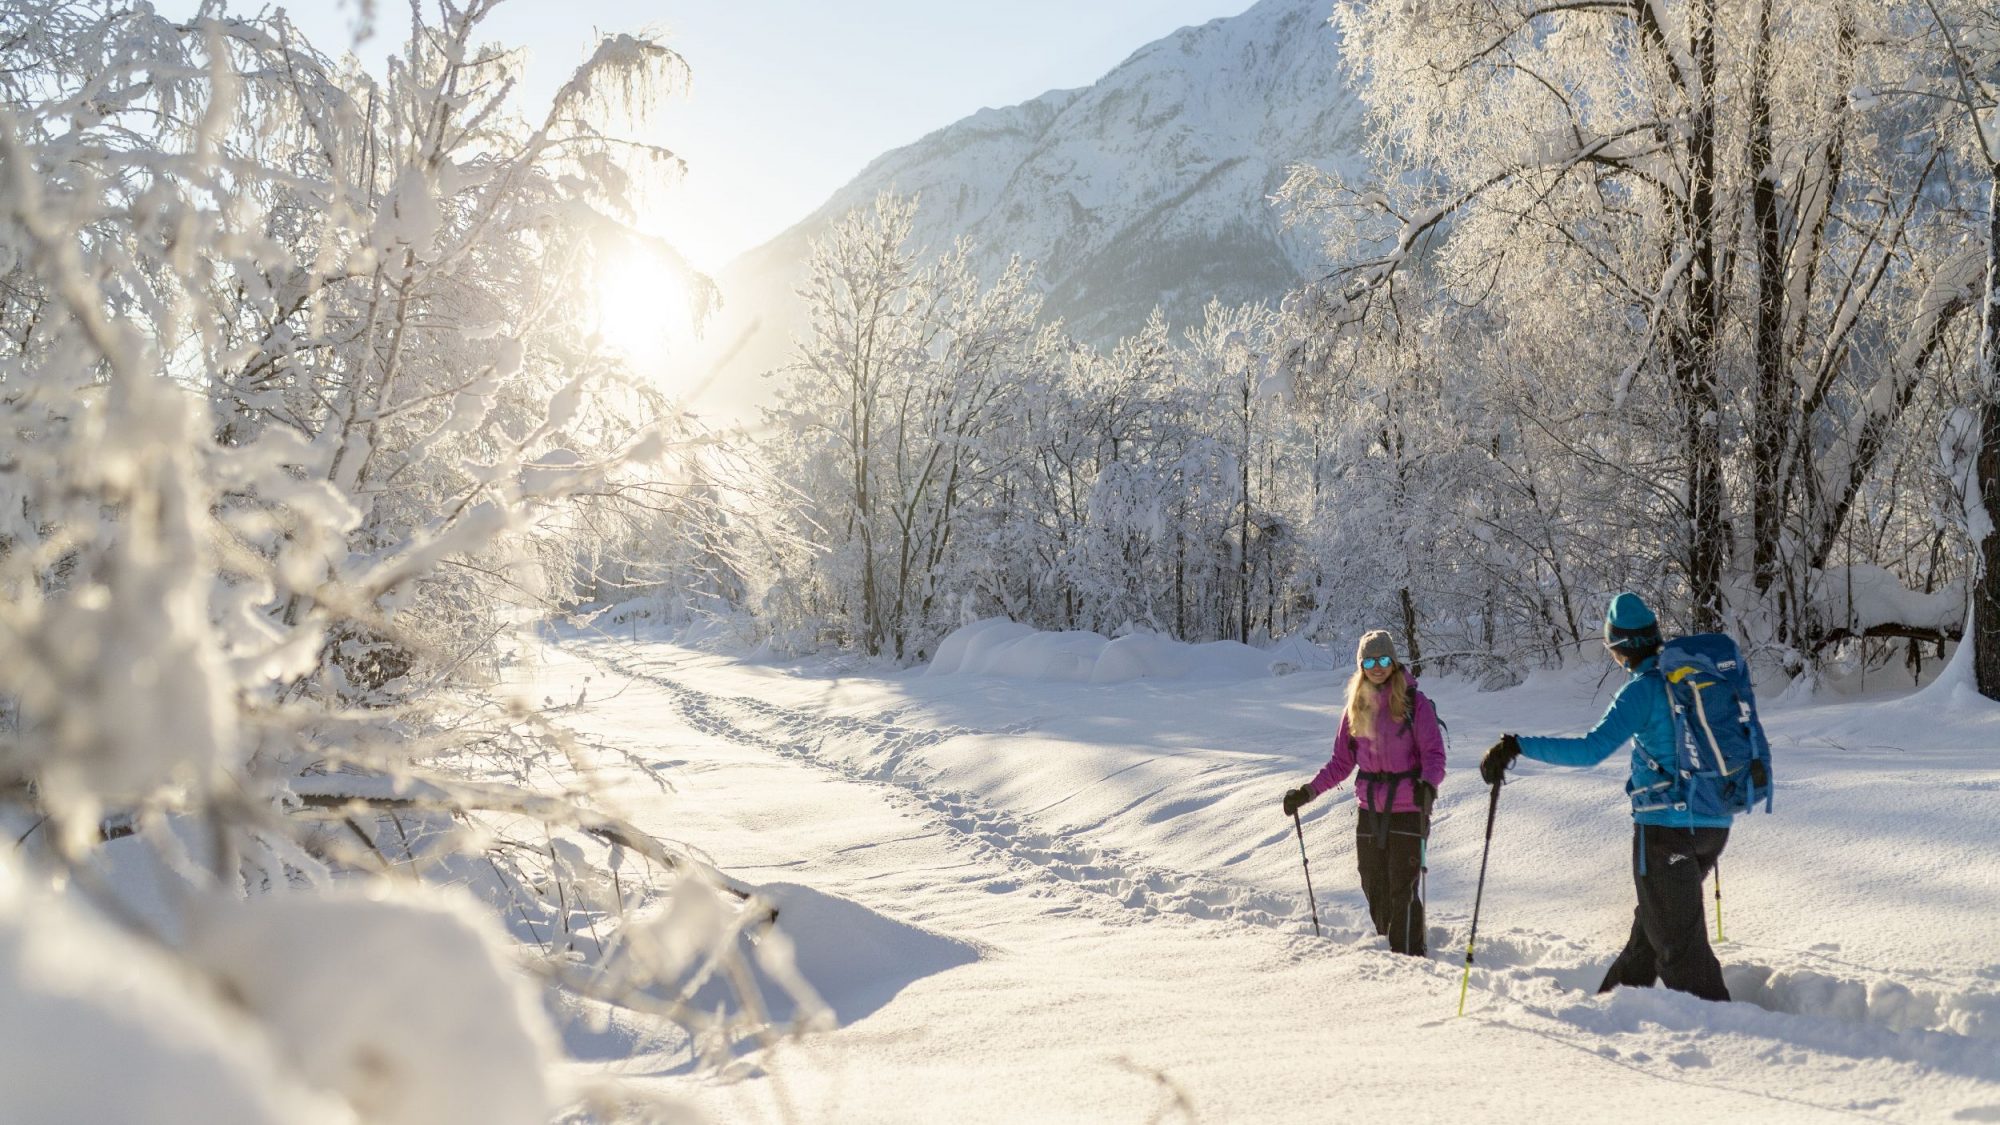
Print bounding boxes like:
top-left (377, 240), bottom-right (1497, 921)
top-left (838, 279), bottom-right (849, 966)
top-left (692, 0), bottom-right (1368, 417)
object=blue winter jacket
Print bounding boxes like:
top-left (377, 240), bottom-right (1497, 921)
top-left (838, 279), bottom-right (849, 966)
top-left (1515, 654), bottom-right (1733, 829)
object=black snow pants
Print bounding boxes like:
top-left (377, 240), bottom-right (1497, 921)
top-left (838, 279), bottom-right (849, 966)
top-left (1598, 824), bottom-right (1730, 1001)
top-left (1355, 808), bottom-right (1426, 957)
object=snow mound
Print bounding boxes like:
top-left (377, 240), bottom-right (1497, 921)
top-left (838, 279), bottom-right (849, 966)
top-left (758, 883), bottom-right (983, 1025)
top-left (183, 885), bottom-right (558, 1125)
top-left (924, 618), bottom-right (1036, 676)
top-left (926, 619), bottom-right (1293, 683)
top-left (976, 629), bottom-right (1107, 681)
top-left (0, 855), bottom-right (342, 1125)
top-left (1089, 632), bottom-right (1190, 682)
top-left (658, 882), bottom-right (981, 1029)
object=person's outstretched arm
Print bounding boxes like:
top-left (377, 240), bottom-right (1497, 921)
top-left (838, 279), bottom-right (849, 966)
top-left (1516, 679), bottom-right (1650, 767)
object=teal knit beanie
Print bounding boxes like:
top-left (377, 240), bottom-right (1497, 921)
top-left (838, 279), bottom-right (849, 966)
top-left (1603, 592), bottom-right (1661, 651)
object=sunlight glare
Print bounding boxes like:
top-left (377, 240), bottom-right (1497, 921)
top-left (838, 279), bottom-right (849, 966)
top-left (593, 250), bottom-right (696, 373)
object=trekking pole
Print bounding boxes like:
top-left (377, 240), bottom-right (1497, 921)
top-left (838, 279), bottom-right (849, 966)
top-left (1291, 810), bottom-right (1322, 938)
top-left (1457, 780), bottom-right (1503, 1017)
top-left (1713, 860), bottom-right (1725, 942)
top-left (1415, 785), bottom-right (1435, 949)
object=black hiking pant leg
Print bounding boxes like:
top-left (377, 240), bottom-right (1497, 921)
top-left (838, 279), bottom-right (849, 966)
top-left (1600, 907), bottom-right (1659, 991)
top-left (1598, 825), bottom-right (1730, 1001)
top-left (1355, 809), bottom-right (1426, 957)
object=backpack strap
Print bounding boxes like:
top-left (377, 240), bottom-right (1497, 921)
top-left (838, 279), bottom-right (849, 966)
top-left (1355, 766), bottom-right (1423, 845)
top-left (1409, 690), bottom-right (1440, 840)
top-left (1652, 665), bottom-right (1699, 828)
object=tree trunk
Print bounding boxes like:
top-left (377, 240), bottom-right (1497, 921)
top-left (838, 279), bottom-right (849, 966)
top-left (1640, 0), bottom-right (1726, 632)
top-left (1238, 379), bottom-right (1252, 644)
top-left (1682, 0), bottom-right (1726, 633)
top-left (1401, 585), bottom-right (1423, 679)
top-left (1747, 0), bottom-right (1789, 603)
top-left (1974, 173), bottom-right (2000, 700)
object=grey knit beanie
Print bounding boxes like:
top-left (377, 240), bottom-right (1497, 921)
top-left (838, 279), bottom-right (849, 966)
top-left (1357, 630), bottom-right (1397, 666)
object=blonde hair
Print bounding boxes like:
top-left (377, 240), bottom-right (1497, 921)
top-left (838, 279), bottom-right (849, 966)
top-left (1344, 664), bottom-right (1411, 741)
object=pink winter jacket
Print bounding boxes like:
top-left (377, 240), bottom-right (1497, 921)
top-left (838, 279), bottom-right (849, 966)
top-left (1307, 687), bottom-right (1447, 813)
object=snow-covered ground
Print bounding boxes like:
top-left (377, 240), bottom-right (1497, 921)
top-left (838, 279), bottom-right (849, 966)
top-left (538, 621), bottom-right (2000, 1122)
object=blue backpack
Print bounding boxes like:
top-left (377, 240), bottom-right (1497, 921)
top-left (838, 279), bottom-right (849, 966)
top-left (1654, 634), bottom-right (1775, 818)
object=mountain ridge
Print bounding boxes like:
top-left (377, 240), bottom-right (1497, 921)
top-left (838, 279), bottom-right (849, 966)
top-left (689, 0), bottom-right (1367, 421)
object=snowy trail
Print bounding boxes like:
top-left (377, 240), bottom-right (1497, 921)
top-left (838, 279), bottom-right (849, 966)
top-left (541, 633), bottom-right (2000, 1123)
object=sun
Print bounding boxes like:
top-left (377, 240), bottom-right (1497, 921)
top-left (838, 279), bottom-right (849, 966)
top-left (592, 248), bottom-right (698, 370)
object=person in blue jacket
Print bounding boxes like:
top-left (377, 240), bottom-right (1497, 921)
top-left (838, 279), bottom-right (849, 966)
top-left (1478, 593), bottom-right (1731, 1002)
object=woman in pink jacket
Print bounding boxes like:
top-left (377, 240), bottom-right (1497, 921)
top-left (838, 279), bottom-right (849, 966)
top-left (1280, 630), bottom-right (1447, 956)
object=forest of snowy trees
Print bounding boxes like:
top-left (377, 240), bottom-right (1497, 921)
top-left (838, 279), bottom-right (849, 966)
top-left (724, 0), bottom-right (2000, 701)
top-left (3, 0), bottom-right (1999, 1119)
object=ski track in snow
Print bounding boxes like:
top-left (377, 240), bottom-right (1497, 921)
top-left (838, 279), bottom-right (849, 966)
top-left (571, 638), bottom-right (2000, 1111)
top-left (590, 645), bottom-right (1329, 938)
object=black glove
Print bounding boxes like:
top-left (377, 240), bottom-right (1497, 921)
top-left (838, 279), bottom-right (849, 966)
top-left (1480, 734), bottom-right (1521, 786)
top-left (1281, 784), bottom-right (1315, 817)
top-left (1415, 779), bottom-right (1437, 808)
top-left (1748, 759), bottom-right (1769, 788)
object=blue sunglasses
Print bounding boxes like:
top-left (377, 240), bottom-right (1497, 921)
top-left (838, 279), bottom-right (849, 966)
top-left (1360, 656), bottom-right (1394, 670)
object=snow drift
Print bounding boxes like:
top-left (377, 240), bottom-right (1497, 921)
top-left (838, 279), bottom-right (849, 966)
top-left (925, 618), bottom-right (1317, 683)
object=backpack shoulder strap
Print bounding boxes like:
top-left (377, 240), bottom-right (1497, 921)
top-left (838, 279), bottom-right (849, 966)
top-left (1402, 689), bottom-right (1425, 734)
top-left (1413, 689), bottom-right (1445, 728)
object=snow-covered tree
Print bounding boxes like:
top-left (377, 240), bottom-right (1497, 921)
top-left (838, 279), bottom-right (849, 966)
top-left (1278, 0), bottom-right (1986, 678)
top-left (0, 3), bottom-right (807, 1117)
top-left (1909, 0), bottom-right (2000, 698)
top-left (769, 193), bottom-right (1055, 659)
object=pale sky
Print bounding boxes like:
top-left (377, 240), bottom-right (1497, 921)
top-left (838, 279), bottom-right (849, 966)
top-left (268, 0), bottom-right (1255, 270)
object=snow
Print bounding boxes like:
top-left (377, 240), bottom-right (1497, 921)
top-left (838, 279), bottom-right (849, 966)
top-left (182, 887), bottom-right (559, 1125)
top-left (751, 883), bottom-right (982, 1024)
top-left (1815, 565), bottom-right (1966, 635)
top-left (0, 855), bottom-right (345, 1125)
top-left (1944, 407), bottom-right (1992, 545)
top-left (926, 617), bottom-right (1303, 682)
top-left (370, 167), bottom-right (442, 255)
top-left (3, 827), bottom-right (571, 1125)
top-left (15, 611), bottom-right (1997, 1121)
top-left (526, 622), bottom-right (2000, 1122)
